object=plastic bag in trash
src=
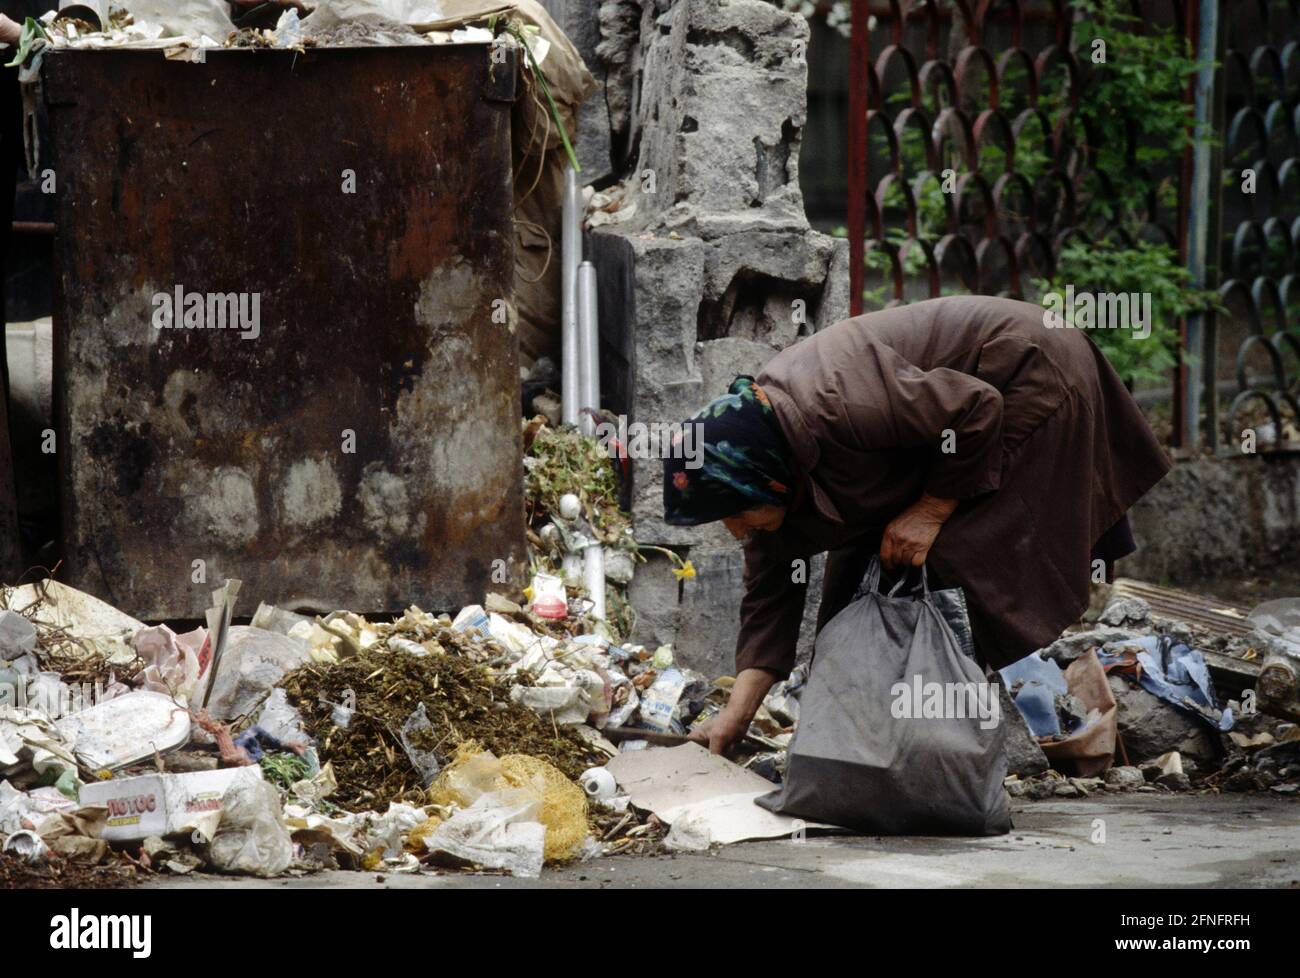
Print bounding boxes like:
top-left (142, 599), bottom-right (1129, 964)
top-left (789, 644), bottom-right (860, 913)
top-left (424, 788), bottom-right (546, 878)
top-left (205, 626), bottom-right (312, 720)
top-left (1098, 635), bottom-right (1233, 731)
top-left (0, 610), bottom-right (37, 660)
top-left (0, 707), bottom-right (82, 797)
top-left (638, 668), bottom-right (687, 732)
top-left (123, 0), bottom-right (235, 39)
top-left (272, 7), bottom-right (303, 46)
top-left (0, 782), bottom-right (78, 836)
top-left (204, 778), bottom-right (293, 878)
top-left (133, 624), bottom-right (208, 703)
top-left (362, 802), bottom-right (427, 860)
top-left (428, 745), bottom-right (588, 862)
top-left (999, 650), bottom-right (1070, 737)
top-left (606, 677), bottom-right (639, 728)
top-left (510, 685), bottom-right (591, 725)
top-left (399, 703), bottom-right (441, 785)
top-left (255, 688), bottom-right (311, 747)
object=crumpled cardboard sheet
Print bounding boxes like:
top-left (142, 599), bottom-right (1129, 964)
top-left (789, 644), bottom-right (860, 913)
top-left (605, 743), bottom-right (835, 847)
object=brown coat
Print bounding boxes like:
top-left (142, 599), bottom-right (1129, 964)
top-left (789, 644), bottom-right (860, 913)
top-left (738, 295), bottom-right (1171, 677)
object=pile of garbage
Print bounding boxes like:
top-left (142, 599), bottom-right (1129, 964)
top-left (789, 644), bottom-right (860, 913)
top-left (278, 612), bottom-right (604, 810)
top-left (0, 565), bottom-right (805, 880)
top-left (4, 568), bottom-right (1293, 883)
top-left (522, 420), bottom-right (640, 639)
top-left (1000, 587), bottom-right (1300, 797)
top-left (23, 1), bottom-right (487, 55)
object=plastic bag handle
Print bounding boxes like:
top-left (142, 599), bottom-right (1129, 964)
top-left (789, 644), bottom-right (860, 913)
top-left (856, 555), bottom-right (883, 597)
top-left (854, 556), bottom-right (930, 600)
top-left (887, 563), bottom-right (930, 598)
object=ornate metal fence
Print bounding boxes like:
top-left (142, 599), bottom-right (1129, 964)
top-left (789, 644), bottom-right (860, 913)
top-left (1212, 0), bottom-right (1300, 454)
top-left (845, 0), bottom-right (1300, 453)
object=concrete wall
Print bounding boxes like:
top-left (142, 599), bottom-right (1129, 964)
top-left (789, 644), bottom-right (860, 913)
top-left (1124, 454), bottom-right (1300, 585)
top-left (540, 0), bottom-right (615, 182)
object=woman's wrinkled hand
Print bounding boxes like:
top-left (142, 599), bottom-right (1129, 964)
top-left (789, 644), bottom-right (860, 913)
top-left (880, 493), bottom-right (958, 569)
top-left (687, 707), bottom-right (751, 756)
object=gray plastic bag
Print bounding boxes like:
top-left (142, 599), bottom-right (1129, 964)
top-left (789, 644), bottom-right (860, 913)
top-left (758, 559), bottom-right (1010, 835)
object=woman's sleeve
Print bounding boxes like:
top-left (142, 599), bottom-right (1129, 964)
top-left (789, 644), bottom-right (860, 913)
top-left (734, 535), bottom-right (810, 680)
top-left (847, 341), bottom-right (1005, 499)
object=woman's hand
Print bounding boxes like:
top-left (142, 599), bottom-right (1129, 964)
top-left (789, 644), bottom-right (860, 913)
top-left (687, 708), bottom-right (752, 755)
top-left (687, 667), bottom-right (777, 754)
top-left (881, 493), bottom-right (958, 569)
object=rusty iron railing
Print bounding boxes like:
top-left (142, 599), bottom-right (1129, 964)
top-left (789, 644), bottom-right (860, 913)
top-left (846, 0), bottom-right (1299, 452)
top-left (848, 0), bottom-right (1099, 311)
top-left (1210, 0), bottom-right (1300, 454)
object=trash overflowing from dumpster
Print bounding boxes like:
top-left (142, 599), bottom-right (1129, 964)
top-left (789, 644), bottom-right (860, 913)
top-left (1, 421), bottom-right (1297, 885)
top-left (0, 420), bottom-right (748, 882)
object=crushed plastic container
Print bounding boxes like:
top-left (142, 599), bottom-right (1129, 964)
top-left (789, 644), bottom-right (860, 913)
top-left (55, 690), bottom-right (191, 771)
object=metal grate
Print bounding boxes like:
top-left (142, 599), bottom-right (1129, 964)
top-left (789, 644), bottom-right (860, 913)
top-left (1111, 577), bottom-right (1253, 638)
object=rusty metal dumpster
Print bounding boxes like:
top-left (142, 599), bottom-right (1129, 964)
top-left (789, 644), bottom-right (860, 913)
top-left (42, 44), bottom-right (525, 619)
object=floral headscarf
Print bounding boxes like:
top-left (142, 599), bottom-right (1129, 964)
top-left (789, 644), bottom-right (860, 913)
top-left (662, 376), bottom-right (796, 526)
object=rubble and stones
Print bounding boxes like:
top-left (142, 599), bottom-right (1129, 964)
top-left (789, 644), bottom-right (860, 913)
top-left (1106, 675), bottom-right (1221, 770)
top-left (998, 684), bottom-right (1049, 778)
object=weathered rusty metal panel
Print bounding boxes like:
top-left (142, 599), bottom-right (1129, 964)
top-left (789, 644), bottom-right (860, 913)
top-left (44, 45), bottom-right (525, 619)
top-left (0, 366), bottom-right (18, 580)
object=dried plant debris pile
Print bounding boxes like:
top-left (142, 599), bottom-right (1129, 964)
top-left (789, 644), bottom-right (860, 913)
top-left (280, 648), bottom-right (601, 811)
top-left (0, 852), bottom-right (137, 889)
top-left (524, 423), bottom-right (629, 545)
top-left (0, 582), bottom-right (142, 690)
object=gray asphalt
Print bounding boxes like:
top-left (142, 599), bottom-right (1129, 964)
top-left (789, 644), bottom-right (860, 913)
top-left (143, 792), bottom-right (1300, 888)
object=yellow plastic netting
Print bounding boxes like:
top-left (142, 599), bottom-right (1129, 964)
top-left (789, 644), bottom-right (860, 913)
top-left (428, 742), bottom-right (589, 862)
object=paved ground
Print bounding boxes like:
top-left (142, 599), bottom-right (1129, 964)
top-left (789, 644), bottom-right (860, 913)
top-left (145, 793), bottom-right (1300, 889)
